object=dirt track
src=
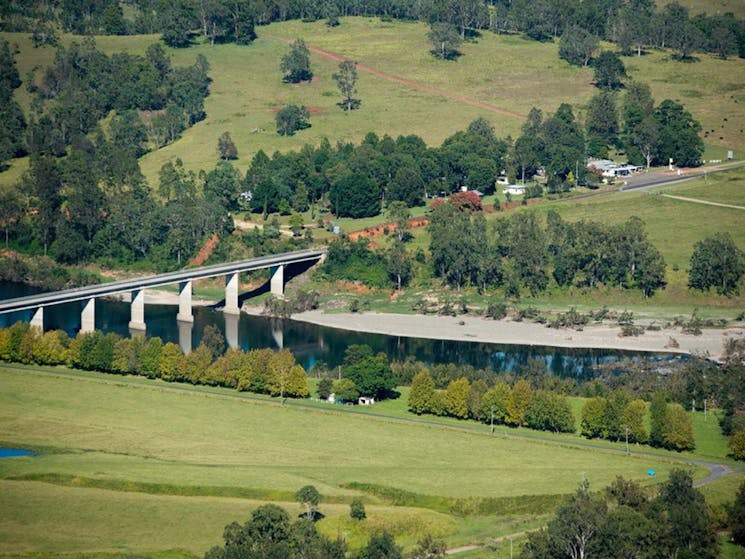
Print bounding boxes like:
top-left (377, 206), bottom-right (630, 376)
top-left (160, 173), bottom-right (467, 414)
top-left (266, 35), bottom-right (526, 121)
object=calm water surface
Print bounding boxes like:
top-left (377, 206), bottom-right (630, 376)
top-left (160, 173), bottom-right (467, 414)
top-left (0, 281), bottom-right (681, 378)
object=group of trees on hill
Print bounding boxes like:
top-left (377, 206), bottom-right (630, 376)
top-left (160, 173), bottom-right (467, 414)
top-left (241, 120), bottom-right (507, 219)
top-left (3, 0), bottom-right (744, 63)
top-left (428, 208), bottom-right (666, 297)
top-left (0, 38), bottom-right (210, 170)
top-left (10, 150), bottom-right (232, 268)
top-left (0, 41), bottom-right (26, 170)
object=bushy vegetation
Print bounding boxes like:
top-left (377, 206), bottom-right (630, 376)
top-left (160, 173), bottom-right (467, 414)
top-left (522, 472), bottom-right (719, 559)
top-left (429, 208), bottom-right (666, 297)
top-left (0, 253), bottom-right (99, 290)
top-left (320, 239), bottom-right (390, 288)
top-left (205, 503), bottom-right (346, 559)
top-left (408, 370), bottom-right (575, 433)
top-left (582, 391), bottom-right (696, 451)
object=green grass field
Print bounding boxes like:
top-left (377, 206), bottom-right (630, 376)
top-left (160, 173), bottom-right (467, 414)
top-left (1, 364), bottom-right (732, 558)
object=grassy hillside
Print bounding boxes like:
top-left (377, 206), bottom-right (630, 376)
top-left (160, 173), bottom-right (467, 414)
top-left (0, 364), bottom-right (720, 557)
top-left (2, 16), bottom-right (744, 188)
top-left (664, 0), bottom-right (745, 18)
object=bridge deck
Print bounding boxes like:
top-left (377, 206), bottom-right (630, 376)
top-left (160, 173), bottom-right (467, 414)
top-left (0, 248), bottom-right (326, 314)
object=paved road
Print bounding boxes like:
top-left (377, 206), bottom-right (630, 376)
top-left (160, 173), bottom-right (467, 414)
top-left (621, 161), bottom-right (745, 192)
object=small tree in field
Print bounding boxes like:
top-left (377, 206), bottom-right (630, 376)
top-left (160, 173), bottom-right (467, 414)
top-left (295, 485), bottom-right (321, 520)
top-left (217, 132), bottom-right (238, 160)
top-left (428, 22), bottom-right (462, 60)
top-left (333, 60), bottom-right (359, 111)
top-left (280, 38), bottom-right (313, 83)
top-left (317, 377), bottom-right (333, 400)
top-left (350, 498), bottom-right (366, 520)
top-left (276, 104), bottom-right (310, 136)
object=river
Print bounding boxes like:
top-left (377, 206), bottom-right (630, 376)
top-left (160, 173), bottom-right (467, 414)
top-left (0, 281), bottom-right (680, 378)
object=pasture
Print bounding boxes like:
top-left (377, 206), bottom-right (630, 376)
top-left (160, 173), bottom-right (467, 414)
top-left (2, 15), bottom-right (745, 189)
top-left (0, 364), bottom-right (711, 557)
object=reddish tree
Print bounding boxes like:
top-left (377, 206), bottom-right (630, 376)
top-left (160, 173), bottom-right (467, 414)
top-left (450, 190), bottom-right (483, 212)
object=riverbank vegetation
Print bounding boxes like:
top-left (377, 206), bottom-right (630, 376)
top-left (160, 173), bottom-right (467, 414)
top-left (2, 318), bottom-right (744, 459)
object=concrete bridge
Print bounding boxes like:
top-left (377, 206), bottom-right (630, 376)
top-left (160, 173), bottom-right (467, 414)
top-left (0, 249), bottom-right (326, 337)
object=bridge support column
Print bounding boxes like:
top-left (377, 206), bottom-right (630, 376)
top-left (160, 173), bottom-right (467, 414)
top-left (30, 307), bottom-right (44, 330)
top-left (81, 298), bottom-right (95, 332)
top-left (224, 272), bottom-right (240, 314)
top-left (178, 320), bottom-right (192, 355)
top-left (270, 265), bottom-right (284, 298)
top-left (224, 312), bottom-right (239, 349)
top-left (128, 289), bottom-right (146, 331)
top-left (177, 280), bottom-right (193, 323)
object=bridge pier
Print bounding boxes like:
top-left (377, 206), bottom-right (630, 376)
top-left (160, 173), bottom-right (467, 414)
top-left (225, 312), bottom-right (239, 349)
top-left (81, 298), bottom-right (95, 332)
top-left (224, 272), bottom-right (240, 314)
top-left (270, 265), bottom-right (284, 298)
top-left (178, 320), bottom-right (192, 355)
top-left (177, 280), bottom-right (193, 323)
top-left (30, 307), bottom-right (44, 330)
top-left (128, 289), bottom-right (146, 331)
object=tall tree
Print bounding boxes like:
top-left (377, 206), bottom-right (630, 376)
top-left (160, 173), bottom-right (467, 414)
top-left (275, 104), bottom-right (310, 136)
top-left (161, 0), bottom-right (195, 48)
top-left (408, 370), bottom-right (436, 414)
top-left (586, 91), bottom-right (619, 154)
top-left (387, 242), bottom-right (411, 290)
top-left (654, 99), bottom-right (703, 167)
top-left (661, 403), bottom-right (695, 451)
top-left (559, 26), bottom-right (599, 67)
top-left (653, 469), bottom-right (718, 558)
top-left (332, 60), bottom-right (359, 111)
top-left (507, 379), bottom-right (532, 427)
top-left (593, 51), bottom-right (626, 90)
top-left (688, 233), bottom-right (745, 296)
top-left (217, 131), bottom-right (238, 160)
top-left (732, 480), bottom-right (745, 546)
top-left (26, 156), bottom-right (62, 255)
top-left (295, 485), bottom-right (321, 519)
top-left (0, 185), bottom-right (22, 248)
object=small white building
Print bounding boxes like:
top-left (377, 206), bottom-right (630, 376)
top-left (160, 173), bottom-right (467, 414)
top-left (327, 392), bottom-right (336, 403)
top-left (587, 159), bottom-right (642, 178)
top-left (503, 184), bottom-right (525, 196)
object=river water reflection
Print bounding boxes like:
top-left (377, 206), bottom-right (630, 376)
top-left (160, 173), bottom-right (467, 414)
top-left (0, 281), bottom-right (681, 378)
